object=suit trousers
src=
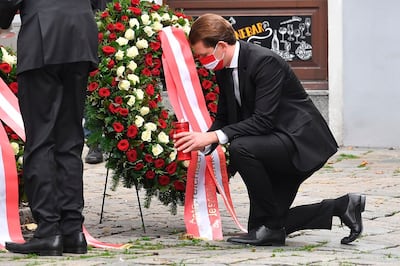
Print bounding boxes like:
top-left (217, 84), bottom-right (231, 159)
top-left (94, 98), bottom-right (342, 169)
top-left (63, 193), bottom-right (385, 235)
top-left (17, 62), bottom-right (90, 237)
top-left (229, 133), bottom-right (334, 234)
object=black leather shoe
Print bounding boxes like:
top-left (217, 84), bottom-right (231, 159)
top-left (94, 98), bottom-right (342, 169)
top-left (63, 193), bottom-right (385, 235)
top-left (340, 193), bottom-right (366, 244)
top-left (63, 232), bottom-right (87, 254)
top-left (227, 225), bottom-right (286, 246)
top-left (85, 146), bottom-right (103, 164)
top-left (5, 235), bottom-right (63, 256)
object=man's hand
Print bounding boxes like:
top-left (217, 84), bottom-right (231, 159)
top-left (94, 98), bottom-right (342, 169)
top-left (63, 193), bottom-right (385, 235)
top-left (174, 131), bottom-right (218, 153)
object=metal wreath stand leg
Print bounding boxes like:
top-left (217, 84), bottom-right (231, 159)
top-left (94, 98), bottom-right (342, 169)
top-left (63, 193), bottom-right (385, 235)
top-left (99, 153), bottom-right (146, 233)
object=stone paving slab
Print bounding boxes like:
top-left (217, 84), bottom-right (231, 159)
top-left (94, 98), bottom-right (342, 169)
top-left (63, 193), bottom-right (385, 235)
top-left (0, 147), bottom-right (399, 265)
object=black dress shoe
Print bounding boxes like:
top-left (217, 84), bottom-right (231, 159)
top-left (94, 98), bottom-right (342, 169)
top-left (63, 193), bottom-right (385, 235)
top-left (63, 232), bottom-right (87, 254)
top-left (5, 235), bottom-right (63, 256)
top-left (227, 225), bottom-right (286, 246)
top-left (85, 146), bottom-right (103, 164)
top-left (340, 193), bottom-right (366, 244)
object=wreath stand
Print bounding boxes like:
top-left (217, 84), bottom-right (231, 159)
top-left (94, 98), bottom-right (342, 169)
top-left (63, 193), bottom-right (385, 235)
top-left (99, 158), bottom-right (146, 233)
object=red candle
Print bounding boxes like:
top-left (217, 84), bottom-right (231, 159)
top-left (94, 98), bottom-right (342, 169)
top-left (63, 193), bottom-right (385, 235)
top-left (174, 121), bottom-right (191, 161)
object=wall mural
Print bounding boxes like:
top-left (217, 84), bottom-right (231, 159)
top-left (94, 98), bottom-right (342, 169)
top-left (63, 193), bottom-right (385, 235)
top-left (225, 15), bottom-right (312, 62)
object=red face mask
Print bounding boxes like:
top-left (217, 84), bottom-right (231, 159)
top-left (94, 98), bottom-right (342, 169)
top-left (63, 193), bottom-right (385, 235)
top-left (199, 44), bottom-right (225, 71)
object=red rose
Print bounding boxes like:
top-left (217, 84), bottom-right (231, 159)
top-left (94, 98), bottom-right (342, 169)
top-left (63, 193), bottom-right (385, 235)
top-left (144, 154), bottom-right (153, 163)
top-left (141, 68), bottom-right (151, 77)
top-left (131, 0), bottom-right (140, 6)
top-left (114, 22), bottom-right (125, 32)
top-left (158, 175), bottom-right (170, 186)
top-left (128, 7), bottom-right (141, 15)
top-left (198, 68), bottom-right (209, 77)
top-left (151, 68), bottom-right (160, 76)
top-left (106, 23), bottom-right (115, 32)
top-left (98, 32), bottom-right (103, 41)
top-left (148, 100), bottom-right (157, 109)
top-left (119, 108), bottom-right (129, 116)
top-left (158, 119), bottom-right (167, 129)
top-left (11, 133), bottom-right (19, 140)
top-left (161, 110), bottom-right (169, 120)
top-left (111, 77), bottom-right (118, 87)
top-left (127, 125), bottom-right (138, 138)
top-left (8, 82), bottom-right (18, 94)
top-left (205, 92), bottom-right (217, 101)
top-left (0, 63), bottom-right (12, 73)
top-left (153, 58), bottom-right (161, 69)
top-left (134, 162), bottom-right (144, 171)
top-left (126, 149), bottom-right (137, 162)
top-left (149, 41), bottom-right (161, 51)
top-left (166, 162), bottom-right (177, 174)
top-left (109, 103), bottom-right (121, 114)
top-left (145, 170), bottom-right (155, 179)
top-left (101, 11), bottom-right (109, 18)
top-left (108, 32), bottom-right (117, 41)
top-left (121, 15), bottom-right (129, 21)
top-left (154, 158), bottom-right (165, 168)
top-left (114, 2), bottom-right (121, 11)
top-left (107, 59), bottom-right (115, 69)
top-left (102, 46), bottom-right (116, 56)
top-left (173, 180), bottom-right (185, 191)
top-left (117, 139), bottom-right (129, 151)
top-left (89, 69), bottom-right (99, 77)
top-left (112, 122), bottom-right (124, 133)
top-left (214, 86), bottom-right (220, 94)
top-left (114, 96), bottom-right (123, 104)
top-left (88, 82), bottom-right (99, 92)
top-left (201, 79), bottom-right (213, 90)
top-left (145, 84), bottom-right (154, 96)
top-left (98, 87), bottom-right (110, 97)
top-left (208, 102), bottom-right (217, 113)
top-left (145, 53), bottom-right (153, 66)
top-left (151, 4), bottom-right (161, 11)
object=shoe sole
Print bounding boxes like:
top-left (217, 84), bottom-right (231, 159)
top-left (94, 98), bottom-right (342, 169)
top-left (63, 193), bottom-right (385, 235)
top-left (360, 194), bottom-right (366, 212)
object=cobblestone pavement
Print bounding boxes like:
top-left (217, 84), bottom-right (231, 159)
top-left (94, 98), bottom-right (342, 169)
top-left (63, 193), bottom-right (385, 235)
top-left (1, 147), bottom-right (399, 265)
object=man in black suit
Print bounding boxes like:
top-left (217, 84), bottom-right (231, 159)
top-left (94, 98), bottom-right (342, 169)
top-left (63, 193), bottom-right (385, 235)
top-left (5, 0), bottom-right (98, 256)
top-left (174, 13), bottom-right (366, 246)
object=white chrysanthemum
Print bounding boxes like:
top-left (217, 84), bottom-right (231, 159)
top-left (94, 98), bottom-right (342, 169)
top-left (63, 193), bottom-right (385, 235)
top-left (116, 66), bottom-right (125, 77)
top-left (135, 89), bottom-right (144, 100)
top-left (157, 132), bottom-right (169, 144)
top-left (126, 95), bottom-right (136, 106)
top-left (126, 46), bottom-right (139, 58)
top-left (169, 150), bottom-right (177, 161)
top-left (127, 60), bottom-right (137, 71)
top-left (115, 50), bottom-right (125, 60)
top-left (136, 39), bottom-right (148, 49)
top-left (140, 106), bottom-right (150, 116)
top-left (129, 18), bottom-right (139, 29)
top-left (151, 12), bottom-right (162, 22)
top-left (124, 28), bottom-right (135, 40)
top-left (127, 74), bottom-right (140, 85)
top-left (116, 37), bottom-right (129, 46)
top-left (118, 80), bottom-right (130, 91)
top-left (144, 122), bottom-right (157, 131)
top-left (161, 13), bottom-right (170, 21)
top-left (10, 142), bottom-right (19, 155)
top-left (152, 21), bottom-right (163, 32)
top-left (144, 26), bottom-right (154, 37)
top-left (152, 143), bottom-right (164, 156)
top-left (141, 130), bottom-right (152, 142)
top-left (141, 14), bottom-right (151, 25)
top-left (135, 115), bottom-right (145, 127)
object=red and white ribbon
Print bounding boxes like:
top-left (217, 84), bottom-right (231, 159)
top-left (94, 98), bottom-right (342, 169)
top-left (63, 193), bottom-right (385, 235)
top-left (160, 26), bottom-right (246, 240)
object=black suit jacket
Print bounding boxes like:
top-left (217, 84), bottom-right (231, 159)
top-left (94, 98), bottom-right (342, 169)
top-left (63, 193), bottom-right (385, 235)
top-left (17, 0), bottom-right (98, 74)
top-left (209, 41), bottom-right (338, 172)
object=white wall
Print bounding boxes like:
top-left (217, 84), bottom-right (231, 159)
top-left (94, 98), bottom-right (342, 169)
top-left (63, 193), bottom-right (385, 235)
top-left (330, 0), bottom-right (400, 148)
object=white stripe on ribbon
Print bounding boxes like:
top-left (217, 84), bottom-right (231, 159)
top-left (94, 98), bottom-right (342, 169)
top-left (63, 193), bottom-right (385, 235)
top-left (0, 93), bottom-right (24, 133)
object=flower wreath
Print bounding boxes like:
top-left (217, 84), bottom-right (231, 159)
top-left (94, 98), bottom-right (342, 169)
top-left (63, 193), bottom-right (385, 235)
top-left (0, 45), bottom-right (26, 202)
top-left (86, 0), bottom-right (221, 214)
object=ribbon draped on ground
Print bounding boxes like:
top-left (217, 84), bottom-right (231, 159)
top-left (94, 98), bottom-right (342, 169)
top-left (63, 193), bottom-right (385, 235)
top-left (0, 77), bottom-right (126, 249)
top-left (159, 26), bottom-right (246, 240)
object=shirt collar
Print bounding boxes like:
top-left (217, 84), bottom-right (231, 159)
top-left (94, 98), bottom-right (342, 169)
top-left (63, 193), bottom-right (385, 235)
top-left (226, 41), bottom-right (240, 69)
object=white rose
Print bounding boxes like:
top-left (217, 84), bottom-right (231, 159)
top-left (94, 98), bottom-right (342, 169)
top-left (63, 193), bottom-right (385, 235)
top-left (129, 18), bottom-right (139, 29)
top-left (127, 74), bottom-right (140, 85)
top-left (1, 47), bottom-right (17, 66)
top-left (116, 37), bottom-right (129, 46)
top-left (10, 142), bottom-right (19, 155)
top-left (135, 89), bottom-right (144, 100)
top-left (140, 106), bottom-right (150, 116)
top-left (157, 132), bottom-right (169, 144)
top-left (126, 95), bottom-right (136, 106)
top-left (169, 150), bottom-right (177, 161)
top-left (144, 122), bottom-right (157, 131)
top-left (152, 144), bottom-right (164, 157)
top-left (118, 80), bottom-right (130, 91)
top-left (182, 159), bottom-right (190, 168)
top-left (126, 46), bottom-right (139, 58)
top-left (171, 15), bottom-right (178, 22)
top-left (97, 21), bottom-right (102, 28)
top-left (152, 21), bottom-right (163, 32)
top-left (136, 39), bottom-right (148, 49)
top-left (135, 115), bottom-right (145, 127)
top-left (182, 24), bottom-right (191, 35)
top-left (17, 156), bottom-right (23, 166)
top-left (124, 28), bottom-right (135, 40)
top-left (115, 50), bottom-right (125, 61)
top-left (151, 12), bottom-right (162, 22)
top-left (116, 66), bottom-right (125, 77)
top-left (161, 13), bottom-right (170, 21)
top-left (143, 26), bottom-right (154, 37)
top-left (141, 130), bottom-right (152, 142)
top-left (141, 14), bottom-right (150, 25)
top-left (127, 60), bottom-right (137, 72)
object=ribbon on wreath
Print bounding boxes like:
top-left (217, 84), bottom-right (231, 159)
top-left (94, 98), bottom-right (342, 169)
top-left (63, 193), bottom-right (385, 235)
top-left (0, 77), bottom-right (127, 249)
top-left (159, 26), bottom-right (246, 240)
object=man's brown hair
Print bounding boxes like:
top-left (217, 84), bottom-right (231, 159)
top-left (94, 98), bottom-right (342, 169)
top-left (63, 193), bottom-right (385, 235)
top-left (189, 13), bottom-right (236, 47)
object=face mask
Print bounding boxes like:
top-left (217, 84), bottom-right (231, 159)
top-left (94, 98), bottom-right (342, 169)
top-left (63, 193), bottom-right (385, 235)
top-left (199, 44), bottom-right (225, 71)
